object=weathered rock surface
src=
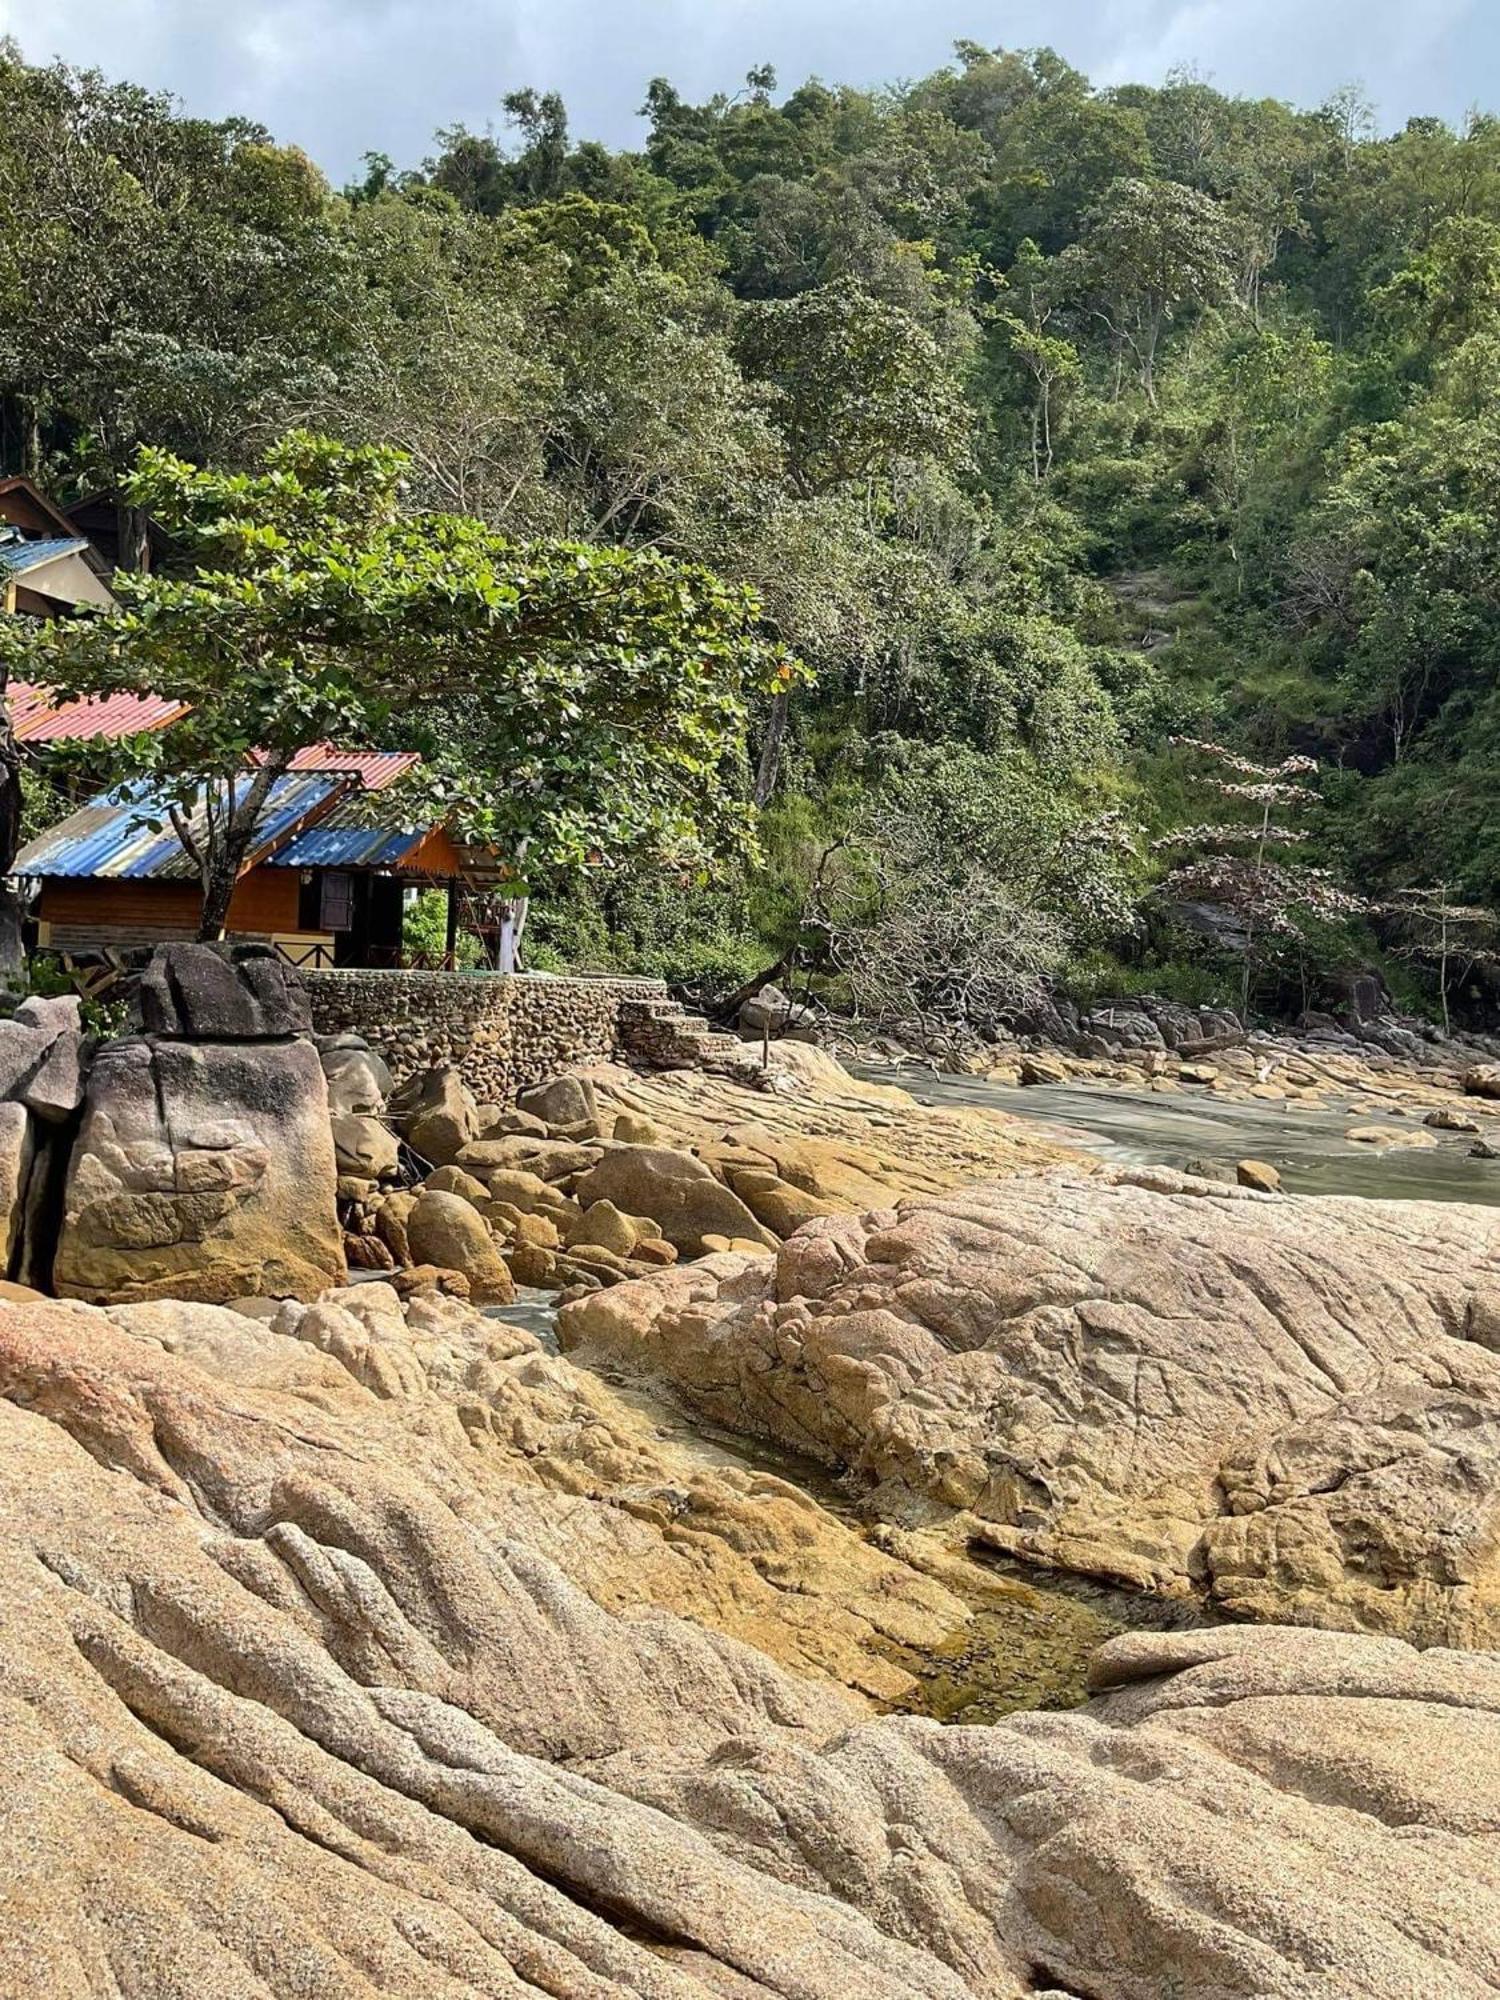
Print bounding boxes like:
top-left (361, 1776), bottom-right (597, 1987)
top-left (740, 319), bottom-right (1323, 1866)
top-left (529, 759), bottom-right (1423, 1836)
top-left (0, 1291), bottom-right (1497, 1997)
top-left (573, 1143), bottom-right (779, 1256)
top-left (330, 1111), bottom-right (400, 1182)
top-left (405, 1189), bottom-right (515, 1303)
top-left (562, 1168), bottom-right (1500, 1645)
top-left (52, 1036), bottom-right (344, 1304)
top-left (318, 1032), bottom-right (393, 1116)
top-left (389, 1063), bottom-right (477, 1167)
top-left (137, 939), bottom-right (312, 1039)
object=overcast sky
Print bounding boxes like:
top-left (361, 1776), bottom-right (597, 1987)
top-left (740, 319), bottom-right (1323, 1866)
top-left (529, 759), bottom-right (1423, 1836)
top-left (0, 0), bottom-right (1490, 184)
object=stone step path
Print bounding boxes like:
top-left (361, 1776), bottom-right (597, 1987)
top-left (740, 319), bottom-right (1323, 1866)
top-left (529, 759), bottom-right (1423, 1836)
top-left (617, 995), bottom-right (764, 1082)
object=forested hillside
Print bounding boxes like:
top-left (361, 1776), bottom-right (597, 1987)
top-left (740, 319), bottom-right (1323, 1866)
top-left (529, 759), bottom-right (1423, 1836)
top-left (5, 38), bottom-right (1500, 1022)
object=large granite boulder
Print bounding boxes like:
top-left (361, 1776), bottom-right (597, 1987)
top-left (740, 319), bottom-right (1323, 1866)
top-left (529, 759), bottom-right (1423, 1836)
top-left (389, 1064), bottom-right (477, 1167)
top-left (561, 1168), bottom-right (1500, 1647)
top-left (317, 1032), bottom-right (393, 1116)
top-left (0, 1291), bottom-right (1496, 1997)
top-left (572, 1143), bottom-right (778, 1256)
top-left (405, 1188), bottom-right (514, 1302)
top-left (52, 1035), bottom-right (343, 1303)
top-left (136, 940), bottom-right (312, 1039)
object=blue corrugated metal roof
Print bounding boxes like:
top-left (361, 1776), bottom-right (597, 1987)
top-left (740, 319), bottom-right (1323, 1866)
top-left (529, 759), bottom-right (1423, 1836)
top-left (269, 821), bottom-right (425, 869)
top-left (0, 536), bottom-right (89, 576)
top-left (15, 773), bottom-right (343, 880)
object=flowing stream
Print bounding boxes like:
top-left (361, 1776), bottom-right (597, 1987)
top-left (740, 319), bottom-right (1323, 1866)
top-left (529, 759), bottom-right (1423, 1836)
top-left (882, 1067), bottom-right (1500, 1204)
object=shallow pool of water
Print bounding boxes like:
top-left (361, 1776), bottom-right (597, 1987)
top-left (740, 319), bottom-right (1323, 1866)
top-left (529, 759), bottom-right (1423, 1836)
top-left (880, 1067), bottom-right (1500, 1204)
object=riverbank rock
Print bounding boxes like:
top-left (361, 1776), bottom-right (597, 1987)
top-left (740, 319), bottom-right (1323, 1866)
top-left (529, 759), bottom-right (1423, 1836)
top-left (405, 1188), bottom-right (514, 1303)
top-left (389, 1064), bottom-right (478, 1167)
top-left (0, 1292), bottom-right (1497, 1997)
top-left (561, 1168), bottom-right (1500, 1646)
top-left (573, 1143), bottom-right (778, 1256)
top-left (1235, 1157), bottom-right (1281, 1191)
top-left (318, 1032), bottom-right (393, 1116)
top-left (52, 1035), bottom-right (343, 1304)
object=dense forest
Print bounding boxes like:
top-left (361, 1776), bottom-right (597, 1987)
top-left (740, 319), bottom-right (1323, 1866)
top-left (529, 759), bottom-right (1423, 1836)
top-left (4, 37), bottom-right (1500, 1026)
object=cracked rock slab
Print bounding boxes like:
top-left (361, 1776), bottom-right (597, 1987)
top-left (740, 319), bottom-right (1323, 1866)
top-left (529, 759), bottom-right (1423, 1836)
top-left (560, 1167), bottom-right (1500, 1644)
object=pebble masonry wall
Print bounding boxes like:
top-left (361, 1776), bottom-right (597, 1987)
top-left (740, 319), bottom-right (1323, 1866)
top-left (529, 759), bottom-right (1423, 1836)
top-left (302, 969), bottom-right (670, 1107)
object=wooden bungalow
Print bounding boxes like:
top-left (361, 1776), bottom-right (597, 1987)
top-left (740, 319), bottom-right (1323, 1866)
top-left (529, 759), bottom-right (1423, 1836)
top-left (14, 751), bottom-right (494, 968)
top-left (0, 477), bottom-right (117, 618)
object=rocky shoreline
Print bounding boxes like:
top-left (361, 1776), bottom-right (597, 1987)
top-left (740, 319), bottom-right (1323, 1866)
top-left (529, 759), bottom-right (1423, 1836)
top-left (4, 947), bottom-right (1500, 1995)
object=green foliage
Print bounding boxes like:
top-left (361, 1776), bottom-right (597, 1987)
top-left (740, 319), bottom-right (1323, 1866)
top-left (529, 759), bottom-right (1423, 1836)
top-left (401, 889), bottom-right (484, 970)
top-left (8, 37), bottom-right (1500, 1016)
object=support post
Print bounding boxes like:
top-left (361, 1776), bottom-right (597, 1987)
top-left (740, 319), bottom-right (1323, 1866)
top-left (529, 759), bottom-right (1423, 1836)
top-left (444, 878), bottom-right (460, 970)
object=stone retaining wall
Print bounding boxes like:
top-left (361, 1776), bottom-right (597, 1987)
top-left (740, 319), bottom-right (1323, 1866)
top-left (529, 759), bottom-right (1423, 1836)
top-left (302, 969), bottom-right (670, 1106)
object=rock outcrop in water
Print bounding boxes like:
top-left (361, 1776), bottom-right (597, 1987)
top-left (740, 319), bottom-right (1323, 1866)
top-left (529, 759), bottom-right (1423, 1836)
top-left (561, 1166), bottom-right (1500, 1646)
top-left (3, 1286), bottom-right (1499, 1997)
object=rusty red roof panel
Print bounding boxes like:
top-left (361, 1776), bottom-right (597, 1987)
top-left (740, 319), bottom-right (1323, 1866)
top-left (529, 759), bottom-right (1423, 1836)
top-left (8, 681), bottom-right (188, 743)
top-left (282, 746), bottom-right (422, 790)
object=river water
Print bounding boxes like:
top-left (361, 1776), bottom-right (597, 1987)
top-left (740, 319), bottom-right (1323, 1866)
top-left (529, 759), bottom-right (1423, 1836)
top-left (884, 1068), bottom-right (1500, 1204)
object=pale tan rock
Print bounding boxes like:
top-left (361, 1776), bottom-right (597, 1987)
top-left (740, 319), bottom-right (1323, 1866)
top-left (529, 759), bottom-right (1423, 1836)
top-left (421, 1164), bottom-right (490, 1204)
top-left (573, 1145), bottom-right (777, 1257)
top-left (613, 1110), bottom-right (663, 1144)
top-left (0, 1296), bottom-right (1494, 1997)
top-left (1235, 1158), bottom-right (1281, 1191)
top-left (54, 1036), bottom-right (343, 1305)
top-left (562, 1169), bottom-right (1500, 1646)
top-left (391, 1065), bottom-right (478, 1167)
top-left (567, 1198), bottom-right (638, 1257)
top-left (1346, 1122), bottom-right (1438, 1148)
top-left (330, 1112), bottom-right (399, 1182)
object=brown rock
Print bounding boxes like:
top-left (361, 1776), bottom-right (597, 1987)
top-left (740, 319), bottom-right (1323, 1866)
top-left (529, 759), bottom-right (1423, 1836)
top-left (344, 1231), bottom-right (397, 1271)
top-left (422, 1164), bottom-right (490, 1205)
top-left (572, 1145), bottom-right (777, 1257)
top-left (391, 1065), bottom-right (478, 1167)
top-left (566, 1199), bottom-right (638, 1257)
top-left (630, 1235), bottom-right (679, 1267)
top-left (373, 1188), bottom-right (416, 1265)
top-left (516, 1072), bottom-right (602, 1137)
top-left (330, 1113), bottom-right (399, 1182)
top-left (1235, 1158), bottom-right (1282, 1192)
top-left (727, 1166), bottom-right (842, 1237)
top-left (612, 1111), bottom-right (663, 1145)
top-left (1425, 1107), bottom-right (1483, 1132)
top-left (405, 1191), bottom-right (514, 1303)
top-left (505, 1241), bottom-right (557, 1287)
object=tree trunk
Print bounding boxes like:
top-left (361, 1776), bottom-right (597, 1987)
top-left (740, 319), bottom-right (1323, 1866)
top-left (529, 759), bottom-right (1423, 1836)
top-left (753, 692), bottom-right (789, 808)
top-left (115, 502), bottom-right (151, 574)
top-left (0, 715), bottom-right (27, 982)
top-left (197, 848), bottom-right (240, 942)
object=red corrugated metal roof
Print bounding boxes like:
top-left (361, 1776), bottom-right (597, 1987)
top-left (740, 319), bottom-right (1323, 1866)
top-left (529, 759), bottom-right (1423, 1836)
top-left (8, 681), bottom-right (189, 743)
top-left (281, 746), bottom-right (422, 791)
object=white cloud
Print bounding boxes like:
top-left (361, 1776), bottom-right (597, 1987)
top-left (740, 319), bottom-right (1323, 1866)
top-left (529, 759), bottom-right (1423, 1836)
top-left (0, 0), bottom-right (1488, 179)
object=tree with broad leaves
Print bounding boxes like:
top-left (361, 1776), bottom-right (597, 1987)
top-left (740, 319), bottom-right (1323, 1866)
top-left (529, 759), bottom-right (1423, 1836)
top-left (2, 432), bottom-right (800, 946)
top-left (1057, 176), bottom-right (1244, 403)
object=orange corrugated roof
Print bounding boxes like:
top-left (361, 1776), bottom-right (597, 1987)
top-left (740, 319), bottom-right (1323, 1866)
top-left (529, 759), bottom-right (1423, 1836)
top-left (8, 681), bottom-right (189, 742)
